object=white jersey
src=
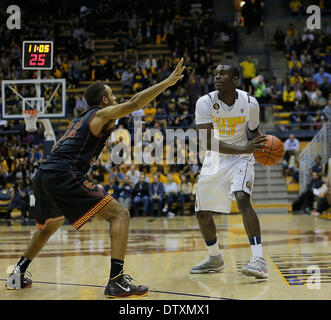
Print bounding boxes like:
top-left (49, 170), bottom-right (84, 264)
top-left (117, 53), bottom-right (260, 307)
top-left (195, 89), bottom-right (260, 213)
top-left (195, 89), bottom-right (260, 147)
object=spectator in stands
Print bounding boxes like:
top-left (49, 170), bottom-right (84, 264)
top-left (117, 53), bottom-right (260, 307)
top-left (4, 180), bottom-right (28, 220)
top-left (179, 174), bottom-right (193, 215)
top-left (145, 54), bottom-right (157, 74)
top-left (71, 55), bottom-right (83, 88)
top-left (288, 56), bottom-right (302, 76)
top-left (309, 155), bottom-right (324, 177)
top-left (88, 55), bottom-right (100, 80)
top-left (132, 67), bottom-right (146, 92)
top-left (121, 67), bottom-right (134, 93)
top-left (302, 172), bottom-right (323, 213)
top-left (286, 23), bottom-right (299, 38)
top-left (252, 76), bottom-right (267, 121)
top-left (319, 76), bottom-right (331, 98)
top-left (99, 55), bottom-right (113, 80)
top-left (185, 73), bottom-right (201, 109)
top-left (105, 177), bottom-right (119, 200)
top-left (285, 24), bottom-right (299, 53)
top-left (162, 173), bottom-right (179, 217)
top-left (84, 37), bottom-right (95, 57)
top-left (132, 173), bottom-right (150, 217)
top-left (313, 67), bottom-right (331, 86)
top-left (240, 56), bottom-right (256, 94)
top-left (322, 48), bottom-right (331, 67)
top-left (126, 164), bottom-right (140, 185)
top-left (282, 86), bottom-right (296, 111)
top-left (300, 49), bottom-right (311, 66)
top-left (283, 133), bottom-right (300, 175)
top-left (311, 48), bottom-right (322, 68)
top-left (114, 54), bottom-right (126, 80)
top-left (289, 0), bottom-right (302, 15)
top-left (287, 163), bottom-right (299, 184)
top-left (310, 88), bottom-right (327, 109)
top-left (118, 176), bottom-right (133, 210)
top-left (290, 72), bottom-right (304, 89)
top-left (322, 98), bottom-right (331, 120)
top-left (74, 93), bottom-right (88, 117)
top-left (144, 102), bottom-right (157, 123)
top-left (301, 28), bottom-right (315, 50)
top-left (311, 176), bottom-right (330, 216)
top-left (110, 166), bottom-right (125, 183)
top-left (266, 76), bottom-right (282, 104)
top-left (89, 159), bottom-right (106, 185)
top-left (0, 163), bottom-right (9, 189)
top-left (149, 173), bottom-right (164, 216)
top-left (28, 147), bottom-right (42, 165)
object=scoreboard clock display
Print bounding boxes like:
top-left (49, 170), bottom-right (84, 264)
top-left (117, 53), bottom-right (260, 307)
top-left (22, 41), bottom-right (53, 70)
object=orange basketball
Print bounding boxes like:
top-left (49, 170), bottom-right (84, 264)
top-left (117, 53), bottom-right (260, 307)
top-left (253, 135), bottom-right (284, 166)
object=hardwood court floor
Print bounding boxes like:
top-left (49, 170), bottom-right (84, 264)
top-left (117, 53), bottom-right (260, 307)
top-left (0, 214), bottom-right (330, 300)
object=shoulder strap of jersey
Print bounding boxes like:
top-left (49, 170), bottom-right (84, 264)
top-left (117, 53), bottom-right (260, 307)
top-left (207, 93), bottom-right (213, 102)
top-left (247, 92), bottom-right (250, 104)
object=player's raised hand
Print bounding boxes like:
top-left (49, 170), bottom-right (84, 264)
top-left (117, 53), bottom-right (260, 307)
top-left (244, 135), bottom-right (268, 153)
top-left (165, 58), bottom-right (185, 86)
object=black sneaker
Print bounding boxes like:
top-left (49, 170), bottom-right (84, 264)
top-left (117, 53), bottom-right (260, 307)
top-left (104, 273), bottom-right (149, 298)
top-left (5, 265), bottom-right (32, 290)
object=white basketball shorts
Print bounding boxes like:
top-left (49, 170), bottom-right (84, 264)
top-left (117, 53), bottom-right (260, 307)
top-left (195, 152), bottom-right (255, 213)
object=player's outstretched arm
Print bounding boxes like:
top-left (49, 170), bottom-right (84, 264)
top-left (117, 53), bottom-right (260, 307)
top-left (96, 58), bottom-right (185, 121)
top-left (197, 123), bottom-right (267, 154)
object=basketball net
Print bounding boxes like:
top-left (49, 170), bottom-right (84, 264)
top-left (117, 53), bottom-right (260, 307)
top-left (23, 110), bottom-right (39, 132)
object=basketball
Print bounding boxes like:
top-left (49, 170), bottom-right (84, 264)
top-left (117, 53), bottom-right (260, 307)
top-left (253, 135), bottom-right (284, 166)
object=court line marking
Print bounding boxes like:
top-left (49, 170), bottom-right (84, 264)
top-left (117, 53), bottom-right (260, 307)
top-left (0, 279), bottom-right (234, 300)
top-left (266, 256), bottom-right (290, 286)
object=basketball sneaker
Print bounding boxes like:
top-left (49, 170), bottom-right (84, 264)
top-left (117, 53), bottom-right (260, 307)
top-left (104, 273), bottom-right (149, 298)
top-left (5, 265), bottom-right (32, 290)
top-left (190, 255), bottom-right (225, 274)
top-left (241, 257), bottom-right (268, 279)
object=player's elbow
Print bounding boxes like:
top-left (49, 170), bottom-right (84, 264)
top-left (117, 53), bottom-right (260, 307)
top-left (128, 96), bottom-right (141, 110)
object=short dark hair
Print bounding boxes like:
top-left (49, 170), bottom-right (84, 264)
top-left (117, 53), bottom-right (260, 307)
top-left (84, 81), bottom-right (107, 107)
top-left (228, 64), bottom-right (240, 79)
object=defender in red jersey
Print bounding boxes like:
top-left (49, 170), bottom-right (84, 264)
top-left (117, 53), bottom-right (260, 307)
top-left (6, 59), bottom-right (185, 298)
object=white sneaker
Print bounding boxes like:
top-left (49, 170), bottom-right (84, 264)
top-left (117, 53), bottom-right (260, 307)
top-left (5, 265), bottom-right (32, 290)
top-left (190, 255), bottom-right (225, 274)
top-left (242, 257), bottom-right (268, 279)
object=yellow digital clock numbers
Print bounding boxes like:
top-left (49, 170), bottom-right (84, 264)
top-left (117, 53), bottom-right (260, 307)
top-left (22, 40), bottom-right (53, 70)
top-left (28, 44), bottom-right (50, 53)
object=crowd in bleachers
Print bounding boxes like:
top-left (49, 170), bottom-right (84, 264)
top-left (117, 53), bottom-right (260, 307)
top-left (272, 21), bottom-right (331, 131)
top-left (0, 128), bottom-right (44, 222)
top-left (1, 0), bottom-right (330, 221)
top-left (1, 0), bottom-right (236, 220)
top-left (292, 155), bottom-right (330, 215)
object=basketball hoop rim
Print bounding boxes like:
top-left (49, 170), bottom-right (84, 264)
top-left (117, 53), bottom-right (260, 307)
top-left (23, 110), bottom-right (40, 132)
top-left (23, 110), bottom-right (40, 117)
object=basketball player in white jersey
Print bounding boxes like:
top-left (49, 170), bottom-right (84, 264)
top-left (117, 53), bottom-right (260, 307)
top-left (191, 64), bottom-right (269, 279)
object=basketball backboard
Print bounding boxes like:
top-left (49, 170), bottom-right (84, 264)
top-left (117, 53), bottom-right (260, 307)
top-left (1, 78), bottom-right (66, 119)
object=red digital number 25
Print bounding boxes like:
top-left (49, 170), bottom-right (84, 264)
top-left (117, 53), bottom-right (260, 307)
top-left (30, 54), bottom-right (45, 66)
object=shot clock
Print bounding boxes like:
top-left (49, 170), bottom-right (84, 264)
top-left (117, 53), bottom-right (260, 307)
top-left (22, 41), bottom-right (53, 70)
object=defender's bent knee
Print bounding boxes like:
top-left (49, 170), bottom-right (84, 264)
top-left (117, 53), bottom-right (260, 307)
top-left (96, 200), bottom-right (130, 223)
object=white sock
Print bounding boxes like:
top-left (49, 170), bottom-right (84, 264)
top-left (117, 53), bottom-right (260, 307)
top-left (251, 244), bottom-right (263, 257)
top-left (206, 238), bottom-right (221, 256)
